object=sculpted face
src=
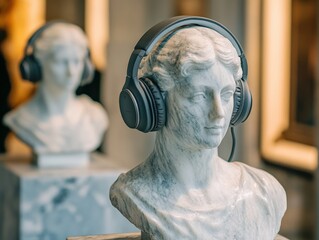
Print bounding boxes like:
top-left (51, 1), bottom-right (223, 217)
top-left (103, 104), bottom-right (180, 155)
top-left (40, 44), bottom-right (86, 92)
top-left (165, 61), bottom-right (236, 149)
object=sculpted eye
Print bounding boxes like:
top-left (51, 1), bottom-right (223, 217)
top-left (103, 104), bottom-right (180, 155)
top-left (221, 91), bottom-right (234, 102)
top-left (52, 57), bottom-right (62, 64)
top-left (190, 93), bottom-right (206, 102)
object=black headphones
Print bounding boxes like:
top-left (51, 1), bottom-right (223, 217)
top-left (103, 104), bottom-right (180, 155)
top-left (120, 16), bottom-right (252, 133)
top-left (20, 21), bottom-right (94, 84)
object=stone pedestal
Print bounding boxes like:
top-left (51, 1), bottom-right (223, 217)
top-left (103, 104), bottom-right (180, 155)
top-left (0, 153), bottom-right (137, 240)
top-left (34, 152), bottom-right (90, 168)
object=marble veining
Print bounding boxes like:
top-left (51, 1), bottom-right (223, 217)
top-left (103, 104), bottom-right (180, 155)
top-left (110, 23), bottom-right (287, 239)
top-left (0, 154), bottom-right (137, 240)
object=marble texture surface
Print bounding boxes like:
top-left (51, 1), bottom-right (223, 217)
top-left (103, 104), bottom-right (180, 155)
top-left (0, 154), bottom-right (137, 240)
top-left (111, 22), bottom-right (287, 239)
top-left (3, 22), bottom-right (108, 166)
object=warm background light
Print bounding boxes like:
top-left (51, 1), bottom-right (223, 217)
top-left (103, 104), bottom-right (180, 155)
top-left (85, 0), bottom-right (109, 71)
top-left (261, 0), bottom-right (317, 171)
top-left (1, 0), bottom-right (45, 155)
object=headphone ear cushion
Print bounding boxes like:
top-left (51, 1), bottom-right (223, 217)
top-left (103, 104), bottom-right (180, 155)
top-left (140, 78), bottom-right (166, 131)
top-left (80, 54), bottom-right (94, 85)
top-left (19, 55), bottom-right (42, 82)
top-left (231, 80), bottom-right (252, 126)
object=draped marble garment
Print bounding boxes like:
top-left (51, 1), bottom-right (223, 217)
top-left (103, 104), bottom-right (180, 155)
top-left (4, 95), bottom-right (107, 154)
top-left (110, 158), bottom-right (287, 240)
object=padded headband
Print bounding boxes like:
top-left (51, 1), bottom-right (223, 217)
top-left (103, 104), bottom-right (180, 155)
top-left (23, 21), bottom-right (64, 57)
top-left (126, 15), bottom-right (248, 82)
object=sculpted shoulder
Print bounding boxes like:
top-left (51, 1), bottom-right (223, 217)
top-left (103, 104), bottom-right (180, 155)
top-left (109, 161), bottom-right (159, 229)
top-left (78, 95), bottom-right (109, 132)
top-left (234, 162), bottom-right (286, 197)
top-left (110, 160), bottom-right (155, 201)
top-left (232, 161), bottom-right (287, 222)
top-left (3, 100), bottom-right (42, 143)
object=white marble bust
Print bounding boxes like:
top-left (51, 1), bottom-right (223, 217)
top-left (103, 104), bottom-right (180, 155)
top-left (3, 23), bottom-right (108, 159)
top-left (110, 27), bottom-right (287, 239)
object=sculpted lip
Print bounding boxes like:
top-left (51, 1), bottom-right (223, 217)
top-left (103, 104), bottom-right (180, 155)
top-left (205, 126), bottom-right (223, 129)
top-left (204, 126), bottom-right (223, 134)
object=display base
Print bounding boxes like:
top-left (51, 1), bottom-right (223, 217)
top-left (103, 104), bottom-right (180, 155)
top-left (0, 153), bottom-right (137, 240)
top-left (34, 152), bottom-right (90, 168)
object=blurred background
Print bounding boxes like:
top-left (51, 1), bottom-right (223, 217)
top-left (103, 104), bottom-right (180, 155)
top-left (0, 0), bottom-right (318, 239)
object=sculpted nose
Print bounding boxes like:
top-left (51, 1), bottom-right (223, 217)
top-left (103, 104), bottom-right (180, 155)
top-left (66, 62), bottom-right (77, 76)
top-left (209, 97), bottom-right (225, 120)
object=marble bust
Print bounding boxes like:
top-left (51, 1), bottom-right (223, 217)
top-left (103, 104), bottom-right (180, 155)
top-left (110, 25), bottom-right (287, 239)
top-left (3, 23), bottom-right (108, 163)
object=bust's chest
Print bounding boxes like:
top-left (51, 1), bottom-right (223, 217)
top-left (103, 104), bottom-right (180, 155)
top-left (138, 180), bottom-right (274, 240)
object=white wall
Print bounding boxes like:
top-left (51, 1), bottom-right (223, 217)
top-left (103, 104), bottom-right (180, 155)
top-left (102, 0), bottom-right (173, 168)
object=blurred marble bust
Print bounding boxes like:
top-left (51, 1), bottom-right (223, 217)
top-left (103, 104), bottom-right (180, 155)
top-left (3, 22), bottom-right (108, 167)
top-left (110, 18), bottom-right (287, 239)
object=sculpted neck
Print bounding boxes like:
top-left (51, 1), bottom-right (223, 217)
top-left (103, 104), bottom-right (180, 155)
top-left (153, 129), bottom-right (222, 190)
top-left (35, 81), bottom-right (76, 115)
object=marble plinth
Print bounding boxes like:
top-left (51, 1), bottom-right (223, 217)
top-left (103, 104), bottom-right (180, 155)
top-left (0, 153), bottom-right (137, 240)
top-left (34, 152), bottom-right (90, 168)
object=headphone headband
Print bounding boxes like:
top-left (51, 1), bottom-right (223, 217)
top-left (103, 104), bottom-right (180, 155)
top-left (127, 16), bottom-right (248, 81)
top-left (24, 21), bottom-right (64, 57)
top-left (120, 16), bottom-right (252, 132)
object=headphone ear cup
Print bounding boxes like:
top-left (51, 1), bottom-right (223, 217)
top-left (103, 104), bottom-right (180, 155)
top-left (140, 78), bottom-right (166, 131)
top-left (231, 80), bottom-right (252, 126)
top-left (80, 54), bottom-right (94, 85)
top-left (19, 55), bottom-right (42, 82)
